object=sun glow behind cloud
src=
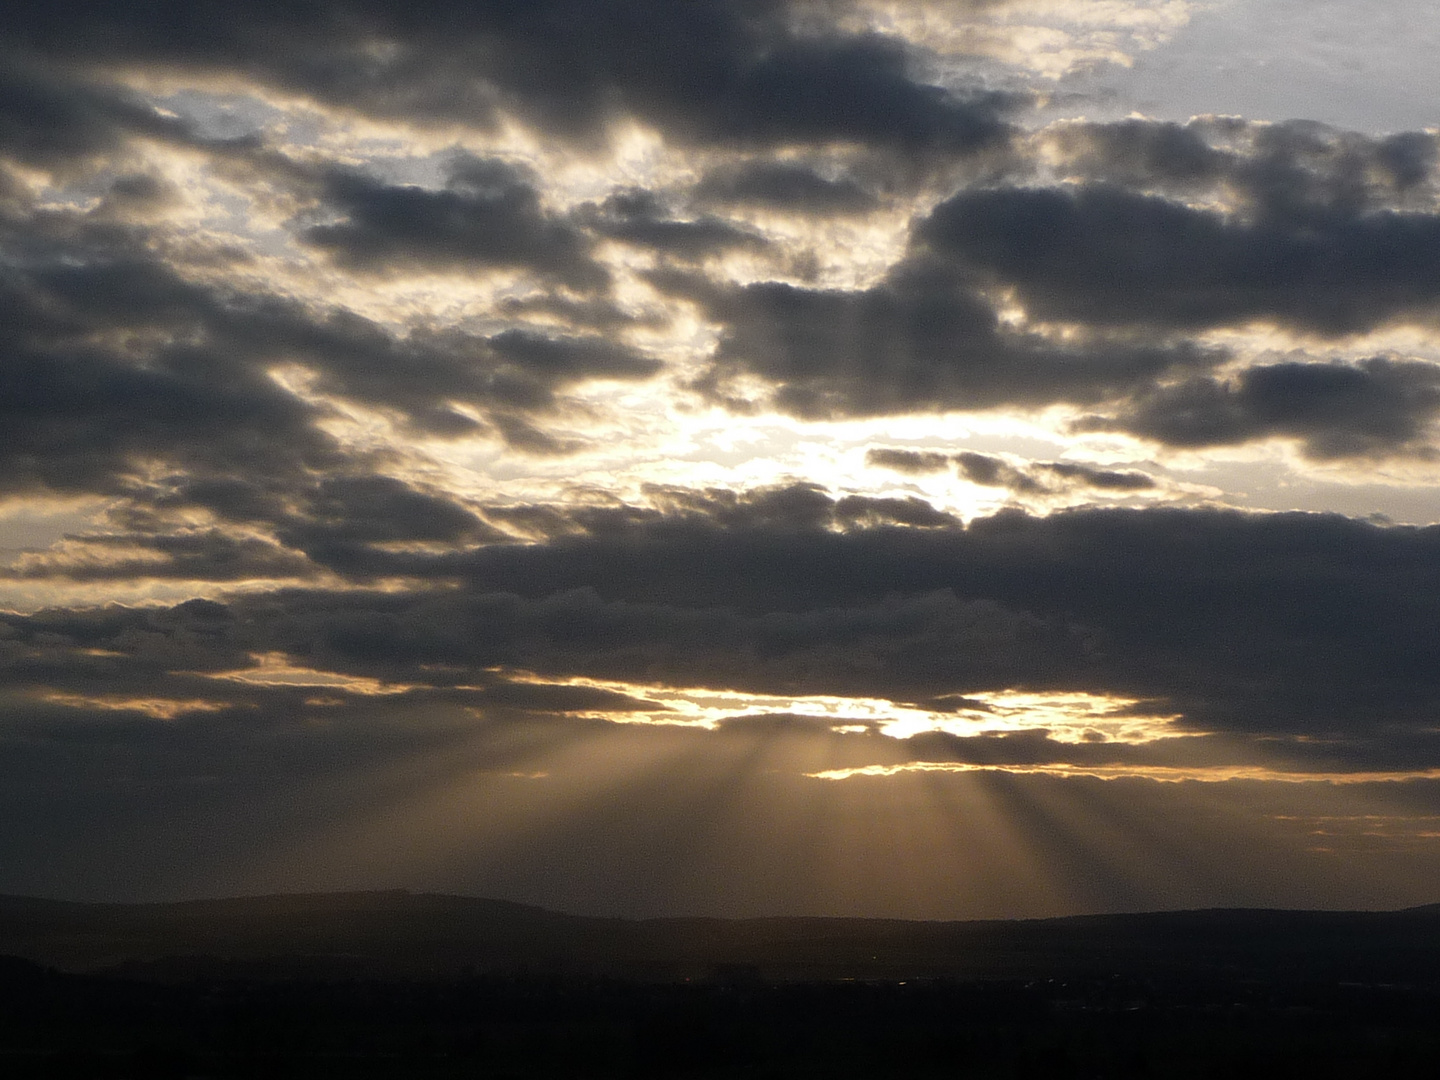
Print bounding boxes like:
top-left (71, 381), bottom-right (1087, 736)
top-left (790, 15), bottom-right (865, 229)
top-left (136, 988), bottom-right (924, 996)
top-left (497, 672), bottom-right (1185, 744)
top-left (809, 762), bottom-right (1440, 784)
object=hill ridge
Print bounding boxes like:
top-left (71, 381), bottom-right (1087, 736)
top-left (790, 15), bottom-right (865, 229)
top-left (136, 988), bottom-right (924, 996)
top-left (2, 890), bottom-right (1439, 983)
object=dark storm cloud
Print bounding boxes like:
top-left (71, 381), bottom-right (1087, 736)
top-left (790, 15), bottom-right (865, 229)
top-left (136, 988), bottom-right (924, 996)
top-left (661, 258), bottom-right (1215, 419)
top-left (577, 188), bottom-right (765, 259)
top-left (657, 114), bottom-right (1440, 442)
top-left (372, 497), bottom-right (1440, 747)
top-left (11, 497), bottom-right (1440, 771)
top-left (1045, 118), bottom-right (1229, 191)
top-left (0, 258), bottom-right (340, 496)
top-left (0, 601), bottom-right (251, 703)
top-left (1226, 121), bottom-right (1440, 216)
top-left (48, 471), bottom-right (515, 584)
top-left (1375, 131), bottom-right (1439, 191)
top-left (1048, 118), bottom-right (1438, 207)
top-left (463, 681), bottom-right (664, 714)
top-left (496, 292), bottom-right (656, 333)
top-left (483, 329), bottom-right (659, 384)
top-left (0, 199), bottom-right (659, 496)
top-left (867, 448), bottom-right (1156, 494)
top-left (920, 181), bottom-right (1440, 337)
top-left (6, 492), bottom-right (1406, 757)
top-left (950, 451), bottom-right (1158, 494)
top-left (0, 177), bottom-right (667, 582)
top-left (637, 482), bottom-right (952, 534)
top-left (1034, 462), bottom-right (1155, 492)
top-left (954, 451), bottom-right (1043, 492)
top-left (212, 582), bottom-right (1091, 709)
top-left (833, 494), bottom-right (959, 528)
top-left (864, 448), bottom-right (952, 474)
top-left (0, 63), bottom-right (193, 170)
top-left (11, 5), bottom-right (1434, 468)
top-left (280, 319), bottom-right (657, 436)
top-left (5, 530), bottom-right (314, 583)
top-left (0, 1), bottom-right (1016, 154)
top-left (0, 598), bottom-right (652, 723)
top-left (5, 2), bottom-right (1440, 792)
top-left (305, 157), bottom-right (608, 290)
top-left (293, 476), bottom-right (487, 545)
top-left (1087, 357), bottom-right (1440, 460)
top-left (695, 161), bottom-right (877, 215)
top-left (171, 473), bottom-right (511, 575)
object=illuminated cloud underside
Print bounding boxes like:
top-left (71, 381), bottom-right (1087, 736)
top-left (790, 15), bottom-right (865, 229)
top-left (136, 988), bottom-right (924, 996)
top-left (809, 763), bottom-right (1440, 785)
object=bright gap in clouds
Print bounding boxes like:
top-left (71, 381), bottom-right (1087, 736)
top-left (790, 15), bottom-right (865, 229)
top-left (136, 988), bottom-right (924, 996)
top-left (810, 762), bottom-right (1440, 784)
top-left (494, 673), bottom-right (1187, 743)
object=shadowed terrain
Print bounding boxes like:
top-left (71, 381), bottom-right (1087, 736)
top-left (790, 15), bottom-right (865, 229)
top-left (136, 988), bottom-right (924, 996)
top-left (5, 891), bottom-right (1440, 983)
top-left (2, 893), bottom-right (1439, 1077)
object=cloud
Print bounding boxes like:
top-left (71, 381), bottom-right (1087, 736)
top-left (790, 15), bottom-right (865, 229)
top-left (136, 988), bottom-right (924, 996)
top-left (6, 530), bottom-right (315, 583)
top-left (304, 156), bottom-right (610, 290)
top-left (665, 257), bottom-right (1214, 418)
top-left (9, 498), bottom-right (1440, 766)
top-left (833, 493), bottom-right (961, 527)
top-left (0, 257), bottom-right (342, 497)
top-left (1035, 462), bottom-right (1156, 491)
top-left (1046, 118), bottom-right (1439, 207)
top-left (954, 451), bottom-right (1044, 492)
top-left (274, 474), bottom-right (500, 544)
top-left (0, 63), bottom-right (191, 170)
top-left (1086, 357), bottom-right (1440, 459)
top-left (0, 192), bottom-right (661, 505)
top-left (867, 448), bottom-right (1158, 494)
top-left (865, 448), bottom-right (953, 473)
top-left (5, 491), bottom-right (1398, 756)
top-left (0, 1), bottom-right (1017, 153)
top-left (398, 498), bottom-right (1440, 743)
top-left (577, 188), bottom-right (766, 259)
top-left (656, 116), bottom-right (1440, 452)
top-left (695, 160), bottom-right (877, 215)
top-left (1375, 131), bottom-right (1439, 191)
top-left (921, 179), bottom-right (1440, 337)
top-left (1043, 117), bottom-right (1229, 191)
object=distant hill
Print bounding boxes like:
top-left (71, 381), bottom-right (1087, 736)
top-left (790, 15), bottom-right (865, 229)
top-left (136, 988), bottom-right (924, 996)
top-left (2, 892), bottom-right (1439, 983)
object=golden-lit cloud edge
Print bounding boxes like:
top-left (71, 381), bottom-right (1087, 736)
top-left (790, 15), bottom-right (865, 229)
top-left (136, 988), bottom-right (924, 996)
top-left (807, 761), bottom-right (1440, 785)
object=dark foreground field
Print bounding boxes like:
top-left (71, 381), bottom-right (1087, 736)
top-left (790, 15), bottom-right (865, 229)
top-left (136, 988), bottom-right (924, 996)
top-left (2, 893), bottom-right (1438, 1077)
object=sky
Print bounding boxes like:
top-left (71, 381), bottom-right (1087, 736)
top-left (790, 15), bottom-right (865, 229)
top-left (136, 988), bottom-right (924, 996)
top-left (3, 0), bottom-right (1440, 919)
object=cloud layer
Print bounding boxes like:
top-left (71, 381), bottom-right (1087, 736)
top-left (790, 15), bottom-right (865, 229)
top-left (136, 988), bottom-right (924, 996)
top-left (3, 0), bottom-right (1440, 915)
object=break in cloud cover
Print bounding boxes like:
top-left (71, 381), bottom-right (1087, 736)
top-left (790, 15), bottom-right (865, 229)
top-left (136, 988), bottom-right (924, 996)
top-left (3, 0), bottom-right (1440, 918)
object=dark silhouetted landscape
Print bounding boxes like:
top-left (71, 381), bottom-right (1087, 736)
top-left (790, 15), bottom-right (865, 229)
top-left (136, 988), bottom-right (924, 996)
top-left (2, 892), bottom-right (1439, 1076)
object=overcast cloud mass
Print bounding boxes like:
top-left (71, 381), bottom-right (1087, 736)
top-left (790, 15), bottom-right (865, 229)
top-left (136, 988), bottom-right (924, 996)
top-left (2, 0), bottom-right (1440, 918)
